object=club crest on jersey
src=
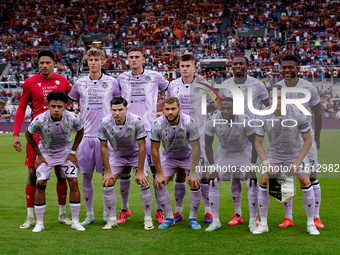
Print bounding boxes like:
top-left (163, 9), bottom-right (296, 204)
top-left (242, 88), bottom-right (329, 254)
top-left (178, 128), bottom-right (184, 135)
top-left (102, 82), bottom-right (108, 89)
top-left (126, 127), bottom-right (133, 134)
top-left (194, 87), bottom-right (200, 94)
top-left (145, 76), bottom-right (151, 81)
top-left (55, 80), bottom-right (60, 85)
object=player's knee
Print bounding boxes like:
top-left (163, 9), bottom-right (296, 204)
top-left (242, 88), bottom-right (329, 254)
top-left (67, 178), bottom-right (79, 189)
top-left (27, 167), bottom-right (37, 185)
top-left (37, 181), bottom-right (47, 191)
top-left (201, 177), bottom-right (209, 183)
top-left (299, 178), bottom-right (311, 187)
top-left (175, 169), bottom-right (186, 181)
top-left (120, 174), bottom-right (131, 180)
top-left (103, 179), bottom-right (115, 187)
top-left (260, 178), bottom-right (267, 186)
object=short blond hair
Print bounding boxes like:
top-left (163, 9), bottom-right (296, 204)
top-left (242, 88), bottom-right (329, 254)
top-left (86, 48), bottom-right (105, 60)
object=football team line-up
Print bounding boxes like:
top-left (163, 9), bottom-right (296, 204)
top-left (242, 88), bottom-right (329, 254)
top-left (12, 47), bottom-right (324, 235)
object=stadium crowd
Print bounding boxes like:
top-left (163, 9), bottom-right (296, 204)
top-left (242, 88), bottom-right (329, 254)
top-left (1, 0), bottom-right (339, 79)
top-left (0, 0), bottom-right (340, 119)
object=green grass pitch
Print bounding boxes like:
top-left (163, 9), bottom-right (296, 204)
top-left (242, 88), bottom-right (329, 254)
top-left (0, 131), bottom-right (339, 254)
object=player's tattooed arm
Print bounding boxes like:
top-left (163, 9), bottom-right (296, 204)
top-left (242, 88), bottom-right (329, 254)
top-left (100, 140), bottom-right (116, 187)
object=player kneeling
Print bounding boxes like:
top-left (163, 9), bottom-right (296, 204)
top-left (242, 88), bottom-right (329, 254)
top-left (25, 91), bottom-right (85, 232)
top-left (151, 97), bottom-right (202, 230)
top-left (100, 97), bottom-right (153, 230)
top-left (253, 86), bottom-right (319, 235)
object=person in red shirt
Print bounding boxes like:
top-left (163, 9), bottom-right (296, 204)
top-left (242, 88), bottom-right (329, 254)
top-left (13, 50), bottom-right (73, 229)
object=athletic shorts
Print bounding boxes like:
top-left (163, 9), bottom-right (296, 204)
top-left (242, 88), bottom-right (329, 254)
top-left (160, 157), bottom-right (191, 180)
top-left (36, 151), bottom-right (78, 181)
top-left (25, 132), bottom-right (40, 168)
top-left (214, 149), bottom-right (249, 181)
top-left (263, 157), bottom-right (311, 176)
top-left (78, 137), bottom-right (105, 174)
top-left (109, 155), bottom-right (149, 176)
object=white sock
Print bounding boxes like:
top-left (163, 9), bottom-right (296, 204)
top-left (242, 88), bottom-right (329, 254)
top-left (109, 216), bottom-right (117, 221)
top-left (205, 207), bottom-right (211, 214)
top-left (27, 207), bottom-right (34, 218)
top-left (286, 214), bottom-right (293, 220)
top-left (249, 217), bottom-right (256, 223)
top-left (144, 216), bottom-right (152, 221)
top-left (235, 206), bottom-right (242, 216)
top-left (261, 217), bottom-right (267, 225)
top-left (213, 218), bottom-right (220, 223)
top-left (175, 207), bottom-right (183, 214)
top-left (59, 205), bottom-right (66, 215)
top-left (87, 211), bottom-right (94, 216)
top-left (307, 218), bottom-right (314, 225)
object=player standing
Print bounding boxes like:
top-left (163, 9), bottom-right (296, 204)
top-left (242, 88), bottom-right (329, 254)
top-left (100, 97), bottom-right (153, 230)
top-left (151, 97), bottom-right (202, 229)
top-left (276, 54), bottom-right (324, 229)
top-left (219, 56), bottom-right (269, 226)
top-left (68, 48), bottom-right (120, 226)
top-left (253, 86), bottom-right (319, 235)
top-left (117, 47), bottom-right (169, 223)
top-left (205, 98), bottom-right (258, 232)
top-left (25, 91), bottom-right (85, 232)
top-left (13, 50), bottom-right (72, 229)
top-left (166, 53), bottom-right (213, 224)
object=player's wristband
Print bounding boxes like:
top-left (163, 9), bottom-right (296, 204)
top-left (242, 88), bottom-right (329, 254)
top-left (262, 160), bottom-right (270, 166)
top-left (70, 150), bottom-right (76, 155)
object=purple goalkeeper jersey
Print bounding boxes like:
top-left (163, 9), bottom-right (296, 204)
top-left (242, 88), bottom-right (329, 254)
top-left (150, 112), bottom-right (200, 160)
top-left (98, 112), bottom-right (147, 157)
top-left (205, 113), bottom-right (255, 152)
top-left (68, 74), bottom-right (120, 137)
top-left (255, 105), bottom-right (310, 160)
top-left (28, 110), bottom-right (83, 154)
top-left (219, 76), bottom-right (268, 119)
top-left (117, 69), bottom-right (169, 131)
